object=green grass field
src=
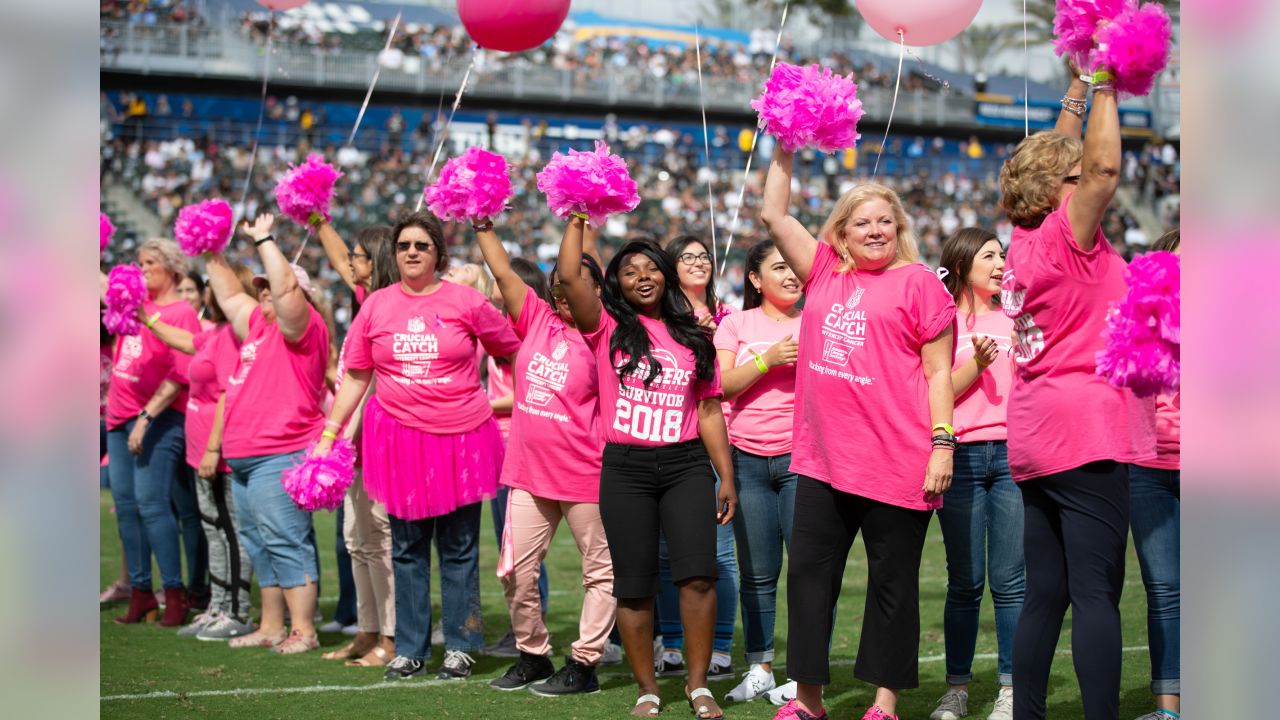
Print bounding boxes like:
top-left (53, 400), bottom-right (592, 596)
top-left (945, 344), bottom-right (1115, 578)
top-left (101, 490), bottom-right (1159, 719)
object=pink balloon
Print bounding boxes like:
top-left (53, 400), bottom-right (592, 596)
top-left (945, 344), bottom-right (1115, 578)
top-left (255, 0), bottom-right (309, 10)
top-left (457, 0), bottom-right (571, 53)
top-left (854, 0), bottom-right (983, 47)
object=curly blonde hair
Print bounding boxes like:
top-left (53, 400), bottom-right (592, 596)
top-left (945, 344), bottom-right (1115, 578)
top-left (138, 238), bottom-right (189, 285)
top-left (999, 131), bottom-right (1084, 229)
top-left (819, 183), bottom-right (919, 272)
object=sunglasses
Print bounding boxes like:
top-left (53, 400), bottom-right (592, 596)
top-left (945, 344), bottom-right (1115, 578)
top-left (1062, 174), bottom-right (1081, 185)
top-left (678, 252), bottom-right (712, 265)
top-left (396, 241), bottom-right (434, 253)
top-left (549, 284), bottom-right (567, 300)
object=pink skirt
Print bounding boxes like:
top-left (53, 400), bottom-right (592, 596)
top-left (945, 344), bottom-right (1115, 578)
top-left (361, 396), bottom-right (503, 521)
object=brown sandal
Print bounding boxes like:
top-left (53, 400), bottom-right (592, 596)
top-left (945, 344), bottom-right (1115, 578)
top-left (345, 645), bottom-right (393, 667)
top-left (322, 640), bottom-right (369, 661)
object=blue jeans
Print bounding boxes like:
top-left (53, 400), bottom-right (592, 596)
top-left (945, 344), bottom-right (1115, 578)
top-left (172, 463), bottom-right (209, 594)
top-left (227, 452), bottom-right (318, 589)
top-left (107, 411), bottom-right (186, 589)
top-left (390, 502), bottom-right (484, 661)
top-left (1129, 466), bottom-right (1180, 695)
top-left (730, 447), bottom-right (797, 664)
top-left (936, 441), bottom-right (1025, 686)
top-left (657, 477), bottom-right (738, 654)
top-left (492, 485), bottom-right (548, 613)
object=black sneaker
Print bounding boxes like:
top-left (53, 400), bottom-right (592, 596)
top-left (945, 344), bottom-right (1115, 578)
top-left (708, 655), bottom-right (735, 681)
top-left (383, 656), bottom-right (425, 680)
top-left (529, 657), bottom-right (600, 696)
top-left (489, 651), bottom-right (555, 691)
top-left (655, 650), bottom-right (685, 677)
top-left (436, 649), bottom-right (477, 680)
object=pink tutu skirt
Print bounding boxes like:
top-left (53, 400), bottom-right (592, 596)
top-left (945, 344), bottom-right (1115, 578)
top-left (361, 396), bottom-right (503, 521)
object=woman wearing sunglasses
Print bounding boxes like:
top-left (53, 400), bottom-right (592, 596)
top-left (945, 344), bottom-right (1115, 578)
top-left (998, 59), bottom-right (1155, 719)
top-left (314, 211), bottom-right (522, 682)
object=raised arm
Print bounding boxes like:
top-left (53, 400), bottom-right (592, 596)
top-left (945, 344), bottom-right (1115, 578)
top-left (759, 146), bottom-right (818, 282)
top-left (1065, 80), bottom-right (1120, 253)
top-left (474, 224), bottom-right (529, 323)
top-left (205, 252), bottom-right (256, 341)
top-left (240, 213), bottom-right (312, 343)
top-left (557, 216), bottom-right (602, 333)
top-left (582, 218), bottom-right (603, 267)
top-left (317, 221), bottom-right (359, 293)
top-left (1053, 64), bottom-right (1089, 139)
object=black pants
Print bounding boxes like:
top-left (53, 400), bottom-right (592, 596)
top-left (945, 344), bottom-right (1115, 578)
top-left (598, 440), bottom-right (718, 599)
top-left (1013, 461), bottom-right (1130, 720)
top-left (785, 476), bottom-right (932, 689)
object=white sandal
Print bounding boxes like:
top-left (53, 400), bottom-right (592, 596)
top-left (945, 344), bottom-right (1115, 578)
top-left (633, 693), bottom-right (662, 716)
top-left (687, 687), bottom-right (721, 719)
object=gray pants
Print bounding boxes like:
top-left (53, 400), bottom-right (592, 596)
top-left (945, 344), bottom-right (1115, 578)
top-left (196, 473), bottom-right (253, 620)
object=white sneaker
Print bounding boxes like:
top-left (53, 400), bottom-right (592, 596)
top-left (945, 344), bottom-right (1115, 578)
top-left (724, 663), bottom-right (777, 702)
top-left (601, 640), bottom-right (623, 665)
top-left (931, 688), bottom-right (969, 720)
top-left (765, 679), bottom-right (798, 706)
top-left (318, 620), bottom-right (346, 633)
top-left (431, 621), bottom-right (444, 646)
top-left (987, 687), bottom-right (1013, 720)
top-left (177, 610), bottom-right (218, 637)
top-left (1132, 712), bottom-right (1178, 720)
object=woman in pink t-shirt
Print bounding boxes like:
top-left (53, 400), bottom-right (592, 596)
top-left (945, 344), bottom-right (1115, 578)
top-left (559, 216), bottom-right (737, 719)
top-left (761, 150), bottom-right (957, 720)
top-left (105, 238), bottom-right (203, 628)
top-left (317, 220), bottom-right (391, 312)
top-left (315, 211), bottom-right (521, 682)
top-left (998, 63), bottom-right (1156, 720)
top-left (712, 239), bottom-right (803, 703)
top-left (141, 263), bottom-right (258, 641)
top-left (473, 220), bottom-right (615, 696)
top-left (205, 214), bottom-right (332, 655)
top-left (1129, 229), bottom-right (1181, 720)
top-left (929, 228), bottom-right (1023, 720)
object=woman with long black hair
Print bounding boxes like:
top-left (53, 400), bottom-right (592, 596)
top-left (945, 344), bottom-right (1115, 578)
top-left (558, 216), bottom-right (736, 719)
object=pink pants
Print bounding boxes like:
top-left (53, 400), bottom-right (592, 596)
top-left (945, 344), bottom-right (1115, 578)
top-left (502, 488), bottom-right (615, 665)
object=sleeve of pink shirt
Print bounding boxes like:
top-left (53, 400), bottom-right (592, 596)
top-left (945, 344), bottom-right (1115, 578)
top-left (914, 270), bottom-right (958, 345)
top-left (712, 311), bottom-right (742, 356)
top-left (802, 241), bottom-right (839, 292)
top-left (510, 286), bottom-right (543, 339)
top-left (1040, 193), bottom-right (1111, 279)
top-left (342, 295), bottom-right (375, 371)
top-left (163, 303), bottom-right (202, 386)
top-left (468, 294), bottom-right (522, 358)
top-left (694, 361), bottom-right (723, 402)
top-left (580, 306), bottom-right (617, 352)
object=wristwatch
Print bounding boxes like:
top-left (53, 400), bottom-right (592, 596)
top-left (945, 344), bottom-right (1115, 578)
top-left (138, 409), bottom-right (153, 422)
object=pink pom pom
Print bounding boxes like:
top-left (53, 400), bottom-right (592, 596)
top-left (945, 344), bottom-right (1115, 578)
top-left (422, 147), bottom-right (514, 222)
top-left (1095, 3), bottom-right (1172, 97)
top-left (282, 439), bottom-right (357, 512)
top-left (102, 264), bottom-right (147, 336)
top-left (1095, 250), bottom-right (1180, 397)
top-left (100, 212), bottom-right (115, 254)
top-left (534, 141), bottom-right (641, 227)
top-left (274, 153), bottom-right (342, 230)
top-left (750, 62), bottom-right (865, 153)
top-left (173, 199), bottom-right (234, 256)
top-left (1053, 0), bottom-right (1128, 69)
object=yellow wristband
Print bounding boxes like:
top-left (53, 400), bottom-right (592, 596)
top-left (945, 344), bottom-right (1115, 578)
top-left (750, 351), bottom-right (769, 375)
top-left (932, 422), bottom-right (955, 436)
top-left (145, 312), bottom-right (161, 328)
top-left (321, 430), bottom-right (338, 440)
top-left (1091, 69), bottom-right (1115, 85)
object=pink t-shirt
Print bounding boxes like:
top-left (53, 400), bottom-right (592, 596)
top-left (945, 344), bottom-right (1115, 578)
top-left (1137, 391), bottom-right (1179, 471)
top-left (222, 305), bottom-right (329, 459)
top-left (583, 310), bottom-right (722, 447)
top-left (343, 281), bottom-right (522, 435)
top-left (790, 242), bottom-right (956, 511)
top-left (487, 355), bottom-right (514, 438)
top-left (105, 299), bottom-right (201, 429)
top-left (1000, 195), bottom-right (1156, 480)
top-left (952, 310), bottom-right (1014, 443)
top-left (713, 307), bottom-right (801, 456)
top-left (501, 288), bottom-right (603, 502)
top-left (186, 323), bottom-right (240, 470)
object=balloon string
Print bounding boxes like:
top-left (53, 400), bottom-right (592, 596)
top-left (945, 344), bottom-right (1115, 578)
top-left (416, 47), bottom-right (480, 212)
top-left (347, 12), bottom-right (402, 149)
top-left (718, 0), bottom-right (789, 279)
top-left (694, 24), bottom-right (718, 276)
top-left (903, 46), bottom-right (950, 90)
top-left (236, 12), bottom-right (273, 229)
top-left (1022, 0), bottom-right (1030, 137)
top-left (872, 30), bottom-right (905, 178)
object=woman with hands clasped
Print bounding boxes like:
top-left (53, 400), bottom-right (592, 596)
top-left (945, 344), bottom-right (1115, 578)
top-left (205, 213), bottom-right (331, 655)
top-left (760, 147), bottom-right (956, 720)
top-left (712, 239), bottom-right (803, 704)
top-left (471, 216), bottom-right (616, 697)
top-left (139, 262), bottom-right (259, 641)
top-left (929, 228), bottom-right (1023, 720)
top-left (558, 216), bottom-right (736, 720)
